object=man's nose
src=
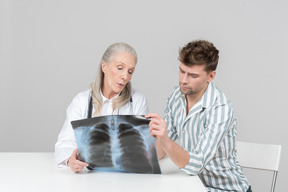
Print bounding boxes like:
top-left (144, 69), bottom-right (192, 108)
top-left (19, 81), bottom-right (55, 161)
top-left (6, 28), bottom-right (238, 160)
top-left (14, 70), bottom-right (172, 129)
top-left (180, 73), bottom-right (188, 83)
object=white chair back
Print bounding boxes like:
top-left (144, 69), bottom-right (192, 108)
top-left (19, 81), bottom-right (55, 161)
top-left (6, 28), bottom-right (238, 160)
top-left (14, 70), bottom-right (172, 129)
top-left (236, 141), bottom-right (282, 192)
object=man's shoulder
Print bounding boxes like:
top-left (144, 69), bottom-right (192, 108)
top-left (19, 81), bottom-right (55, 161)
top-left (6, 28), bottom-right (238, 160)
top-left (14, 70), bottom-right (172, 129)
top-left (209, 83), bottom-right (233, 108)
top-left (167, 85), bottom-right (183, 104)
top-left (170, 85), bottom-right (182, 97)
top-left (214, 86), bottom-right (230, 103)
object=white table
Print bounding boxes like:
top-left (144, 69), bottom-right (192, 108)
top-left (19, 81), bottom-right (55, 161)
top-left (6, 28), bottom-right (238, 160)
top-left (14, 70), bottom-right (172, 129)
top-left (0, 153), bottom-right (207, 192)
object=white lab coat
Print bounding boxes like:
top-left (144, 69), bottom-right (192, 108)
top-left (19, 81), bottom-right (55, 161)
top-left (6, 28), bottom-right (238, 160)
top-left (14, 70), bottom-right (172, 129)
top-left (54, 88), bottom-right (149, 167)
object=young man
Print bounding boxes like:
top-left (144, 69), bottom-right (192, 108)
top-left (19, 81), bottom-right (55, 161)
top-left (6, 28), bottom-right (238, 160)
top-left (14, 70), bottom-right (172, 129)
top-left (146, 40), bottom-right (251, 192)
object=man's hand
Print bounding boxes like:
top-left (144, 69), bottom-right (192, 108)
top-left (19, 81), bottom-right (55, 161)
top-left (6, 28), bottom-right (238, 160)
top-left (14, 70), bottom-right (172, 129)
top-left (145, 113), bottom-right (171, 147)
top-left (67, 149), bottom-right (89, 172)
top-left (145, 113), bottom-right (189, 168)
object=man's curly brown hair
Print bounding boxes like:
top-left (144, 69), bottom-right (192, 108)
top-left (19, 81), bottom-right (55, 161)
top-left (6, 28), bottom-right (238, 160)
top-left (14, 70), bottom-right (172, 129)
top-left (178, 40), bottom-right (219, 72)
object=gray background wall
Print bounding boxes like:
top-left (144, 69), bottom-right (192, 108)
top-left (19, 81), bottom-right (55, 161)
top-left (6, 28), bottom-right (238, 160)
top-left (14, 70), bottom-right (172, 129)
top-left (0, 0), bottom-right (287, 191)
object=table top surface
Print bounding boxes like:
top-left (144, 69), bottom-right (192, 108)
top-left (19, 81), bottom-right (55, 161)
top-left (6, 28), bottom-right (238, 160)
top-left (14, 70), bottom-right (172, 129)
top-left (0, 152), bottom-right (207, 192)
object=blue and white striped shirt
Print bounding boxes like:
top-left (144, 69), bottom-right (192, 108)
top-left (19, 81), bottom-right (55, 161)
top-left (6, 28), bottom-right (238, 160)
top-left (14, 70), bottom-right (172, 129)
top-left (165, 82), bottom-right (249, 192)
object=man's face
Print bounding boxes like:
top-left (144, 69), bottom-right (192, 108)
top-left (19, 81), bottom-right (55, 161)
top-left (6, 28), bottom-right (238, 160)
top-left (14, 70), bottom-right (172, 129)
top-left (179, 63), bottom-right (215, 96)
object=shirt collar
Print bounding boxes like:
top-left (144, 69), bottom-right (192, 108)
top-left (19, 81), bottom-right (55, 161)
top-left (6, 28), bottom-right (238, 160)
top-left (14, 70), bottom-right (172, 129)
top-left (100, 90), bottom-right (121, 102)
top-left (199, 82), bottom-right (217, 109)
top-left (183, 82), bottom-right (217, 117)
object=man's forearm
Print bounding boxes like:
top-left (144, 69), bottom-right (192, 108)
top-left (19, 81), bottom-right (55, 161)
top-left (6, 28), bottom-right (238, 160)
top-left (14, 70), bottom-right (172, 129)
top-left (160, 138), bottom-right (190, 168)
top-left (156, 140), bottom-right (166, 159)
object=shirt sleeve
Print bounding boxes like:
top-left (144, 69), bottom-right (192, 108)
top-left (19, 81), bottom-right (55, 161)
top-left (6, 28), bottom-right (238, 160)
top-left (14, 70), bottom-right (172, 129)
top-left (164, 88), bottom-right (179, 141)
top-left (54, 92), bottom-right (88, 167)
top-left (181, 103), bottom-right (236, 175)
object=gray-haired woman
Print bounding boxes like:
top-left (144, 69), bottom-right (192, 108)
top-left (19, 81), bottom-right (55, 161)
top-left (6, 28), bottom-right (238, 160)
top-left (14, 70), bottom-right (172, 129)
top-left (55, 42), bottom-right (149, 172)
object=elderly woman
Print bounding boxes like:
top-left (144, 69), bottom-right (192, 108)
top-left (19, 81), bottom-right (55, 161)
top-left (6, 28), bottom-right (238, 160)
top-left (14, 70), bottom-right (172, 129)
top-left (55, 42), bottom-right (149, 172)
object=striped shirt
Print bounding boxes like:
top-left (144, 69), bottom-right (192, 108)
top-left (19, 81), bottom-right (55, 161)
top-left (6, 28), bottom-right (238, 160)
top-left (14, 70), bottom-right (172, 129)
top-left (165, 82), bottom-right (249, 192)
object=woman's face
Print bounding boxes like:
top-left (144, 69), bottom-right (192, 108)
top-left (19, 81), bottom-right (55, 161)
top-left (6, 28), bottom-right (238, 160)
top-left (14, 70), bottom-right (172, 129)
top-left (101, 52), bottom-right (136, 98)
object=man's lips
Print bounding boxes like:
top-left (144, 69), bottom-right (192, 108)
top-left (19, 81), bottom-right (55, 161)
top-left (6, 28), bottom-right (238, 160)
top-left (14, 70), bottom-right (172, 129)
top-left (181, 85), bottom-right (189, 90)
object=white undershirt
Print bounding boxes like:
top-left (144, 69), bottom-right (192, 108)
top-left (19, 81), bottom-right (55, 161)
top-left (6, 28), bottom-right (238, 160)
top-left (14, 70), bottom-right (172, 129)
top-left (99, 90), bottom-right (120, 116)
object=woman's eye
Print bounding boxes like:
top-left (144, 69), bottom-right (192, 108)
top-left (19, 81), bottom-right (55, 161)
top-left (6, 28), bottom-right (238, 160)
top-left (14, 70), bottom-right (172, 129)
top-left (128, 70), bottom-right (134, 74)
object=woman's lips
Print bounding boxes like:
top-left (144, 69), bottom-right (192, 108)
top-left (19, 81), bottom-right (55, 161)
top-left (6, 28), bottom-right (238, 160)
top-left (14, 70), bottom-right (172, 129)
top-left (117, 83), bottom-right (124, 87)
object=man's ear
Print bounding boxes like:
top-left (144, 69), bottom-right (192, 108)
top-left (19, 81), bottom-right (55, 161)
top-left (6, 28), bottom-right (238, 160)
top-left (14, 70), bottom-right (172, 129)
top-left (101, 61), bottom-right (107, 73)
top-left (208, 71), bottom-right (216, 82)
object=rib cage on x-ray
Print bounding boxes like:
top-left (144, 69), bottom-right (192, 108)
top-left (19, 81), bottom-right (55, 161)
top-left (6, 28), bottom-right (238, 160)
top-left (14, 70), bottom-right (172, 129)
top-left (117, 123), bottom-right (152, 173)
top-left (72, 115), bottom-right (161, 174)
top-left (88, 123), bottom-right (113, 168)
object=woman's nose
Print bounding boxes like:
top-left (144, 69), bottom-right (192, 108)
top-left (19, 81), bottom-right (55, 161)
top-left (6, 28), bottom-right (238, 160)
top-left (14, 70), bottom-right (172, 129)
top-left (121, 71), bottom-right (128, 81)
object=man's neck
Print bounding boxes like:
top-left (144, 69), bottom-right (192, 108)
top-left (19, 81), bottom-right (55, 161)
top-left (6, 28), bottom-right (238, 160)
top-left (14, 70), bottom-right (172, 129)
top-left (185, 85), bottom-right (208, 115)
top-left (185, 95), bottom-right (201, 115)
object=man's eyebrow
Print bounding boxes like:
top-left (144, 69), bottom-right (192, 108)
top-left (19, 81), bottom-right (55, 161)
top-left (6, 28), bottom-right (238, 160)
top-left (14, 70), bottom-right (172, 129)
top-left (179, 66), bottom-right (199, 76)
top-left (188, 72), bottom-right (199, 76)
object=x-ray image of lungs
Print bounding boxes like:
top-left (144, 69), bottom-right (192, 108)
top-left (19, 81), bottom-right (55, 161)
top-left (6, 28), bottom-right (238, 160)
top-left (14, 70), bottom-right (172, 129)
top-left (71, 115), bottom-right (161, 174)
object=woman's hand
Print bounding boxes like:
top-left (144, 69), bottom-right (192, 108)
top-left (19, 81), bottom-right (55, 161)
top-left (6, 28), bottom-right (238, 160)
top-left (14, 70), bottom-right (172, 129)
top-left (67, 149), bottom-right (89, 172)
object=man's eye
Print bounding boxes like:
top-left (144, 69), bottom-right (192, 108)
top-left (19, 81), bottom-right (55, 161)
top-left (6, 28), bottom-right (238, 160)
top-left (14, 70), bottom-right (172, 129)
top-left (117, 66), bottom-right (123, 70)
top-left (128, 70), bottom-right (134, 74)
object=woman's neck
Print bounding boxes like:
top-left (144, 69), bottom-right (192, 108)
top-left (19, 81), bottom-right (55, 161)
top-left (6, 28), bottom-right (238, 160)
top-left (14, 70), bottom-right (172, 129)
top-left (101, 86), bottom-right (118, 99)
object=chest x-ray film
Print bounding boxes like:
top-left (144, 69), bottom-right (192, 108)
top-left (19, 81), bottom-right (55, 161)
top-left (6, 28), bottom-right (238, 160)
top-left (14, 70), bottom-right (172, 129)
top-left (71, 115), bottom-right (161, 174)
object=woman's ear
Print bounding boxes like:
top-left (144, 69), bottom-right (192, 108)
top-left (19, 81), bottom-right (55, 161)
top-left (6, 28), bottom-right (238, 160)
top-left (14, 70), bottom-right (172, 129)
top-left (101, 61), bottom-right (107, 73)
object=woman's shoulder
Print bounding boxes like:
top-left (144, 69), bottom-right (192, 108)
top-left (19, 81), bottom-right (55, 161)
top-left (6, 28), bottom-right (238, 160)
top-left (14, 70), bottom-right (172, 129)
top-left (130, 88), bottom-right (149, 114)
top-left (66, 89), bottom-right (90, 115)
top-left (71, 89), bottom-right (90, 103)
top-left (131, 88), bottom-right (146, 100)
